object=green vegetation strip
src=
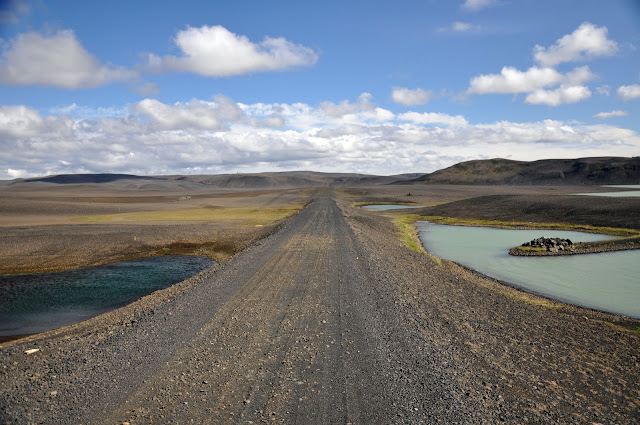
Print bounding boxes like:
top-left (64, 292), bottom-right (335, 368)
top-left (419, 215), bottom-right (640, 236)
top-left (393, 215), bottom-right (425, 253)
top-left (74, 206), bottom-right (303, 225)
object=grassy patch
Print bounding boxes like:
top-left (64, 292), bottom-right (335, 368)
top-left (393, 215), bottom-right (424, 253)
top-left (514, 246), bottom-right (546, 253)
top-left (74, 206), bottom-right (303, 225)
top-left (390, 214), bottom-right (444, 265)
top-left (420, 216), bottom-right (640, 236)
top-left (601, 321), bottom-right (640, 334)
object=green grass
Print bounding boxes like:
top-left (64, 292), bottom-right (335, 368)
top-left (514, 246), bottom-right (546, 253)
top-left (74, 206), bottom-right (303, 225)
top-left (420, 216), bottom-right (640, 236)
top-left (393, 215), bottom-right (424, 253)
top-left (391, 214), bottom-right (444, 265)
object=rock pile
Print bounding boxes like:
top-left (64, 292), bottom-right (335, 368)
top-left (522, 237), bottom-right (574, 253)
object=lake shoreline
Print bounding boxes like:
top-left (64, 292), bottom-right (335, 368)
top-left (509, 236), bottom-right (640, 256)
top-left (415, 221), bottom-right (640, 319)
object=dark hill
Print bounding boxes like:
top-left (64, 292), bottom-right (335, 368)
top-left (7, 171), bottom-right (418, 190)
top-left (20, 174), bottom-right (156, 184)
top-left (409, 157), bottom-right (640, 185)
top-left (415, 194), bottom-right (640, 230)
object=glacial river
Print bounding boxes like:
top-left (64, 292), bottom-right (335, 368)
top-left (0, 255), bottom-right (215, 337)
top-left (416, 222), bottom-right (640, 318)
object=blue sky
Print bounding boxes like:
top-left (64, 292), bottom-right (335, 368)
top-left (1, 0), bottom-right (639, 178)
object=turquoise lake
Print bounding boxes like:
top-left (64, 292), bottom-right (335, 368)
top-left (576, 184), bottom-right (640, 197)
top-left (0, 255), bottom-right (215, 337)
top-left (416, 222), bottom-right (640, 318)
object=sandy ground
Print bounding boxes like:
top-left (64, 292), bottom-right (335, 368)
top-left (0, 184), bottom-right (309, 273)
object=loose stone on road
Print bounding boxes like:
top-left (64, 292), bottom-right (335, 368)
top-left (1, 192), bottom-right (638, 424)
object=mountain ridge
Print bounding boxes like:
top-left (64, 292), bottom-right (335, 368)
top-left (407, 157), bottom-right (640, 185)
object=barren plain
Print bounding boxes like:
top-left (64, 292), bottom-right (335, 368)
top-left (1, 180), bottom-right (639, 423)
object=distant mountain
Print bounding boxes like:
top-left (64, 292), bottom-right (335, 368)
top-left (182, 171), bottom-right (418, 188)
top-left (407, 157), bottom-right (640, 185)
top-left (6, 171), bottom-right (418, 189)
top-left (19, 174), bottom-right (155, 184)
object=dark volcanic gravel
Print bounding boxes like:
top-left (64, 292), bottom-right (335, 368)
top-left (1, 192), bottom-right (638, 423)
top-left (418, 193), bottom-right (640, 230)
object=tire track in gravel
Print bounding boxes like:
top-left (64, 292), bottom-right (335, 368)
top-left (106, 192), bottom-right (396, 424)
top-left (2, 192), bottom-right (486, 424)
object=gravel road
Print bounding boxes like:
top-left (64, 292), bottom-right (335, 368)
top-left (1, 192), bottom-right (638, 423)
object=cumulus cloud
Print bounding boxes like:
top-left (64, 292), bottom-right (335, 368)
top-left (398, 112), bottom-right (468, 126)
top-left (318, 93), bottom-right (394, 123)
top-left (468, 66), bottom-right (563, 94)
top-left (391, 87), bottom-right (434, 106)
top-left (533, 22), bottom-right (618, 67)
top-left (617, 84), bottom-right (640, 101)
top-left (145, 25), bottom-right (318, 77)
top-left (593, 110), bottom-right (628, 119)
top-left (0, 105), bottom-right (73, 137)
top-left (134, 96), bottom-right (245, 131)
top-left (467, 64), bottom-right (596, 105)
top-left (461, 0), bottom-right (497, 11)
top-left (564, 65), bottom-right (596, 85)
top-left (2, 95), bottom-right (639, 179)
top-left (596, 85), bottom-right (611, 96)
top-left (0, 30), bottom-right (135, 88)
top-left (524, 85), bottom-right (591, 106)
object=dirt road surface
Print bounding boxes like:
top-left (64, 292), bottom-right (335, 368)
top-left (1, 193), bottom-right (638, 423)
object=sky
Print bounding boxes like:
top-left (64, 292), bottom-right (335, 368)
top-left (1, 0), bottom-right (640, 179)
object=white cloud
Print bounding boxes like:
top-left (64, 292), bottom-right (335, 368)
top-left (468, 65), bottom-right (596, 105)
top-left (468, 66), bottom-right (563, 94)
top-left (0, 30), bottom-right (135, 88)
top-left (533, 22), bottom-right (618, 67)
top-left (391, 87), bottom-right (434, 106)
top-left (0, 105), bottom-right (73, 137)
top-left (564, 65), bottom-right (596, 85)
top-left (525, 85), bottom-right (592, 106)
top-left (48, 103), bottom-right (129, 119)
top-left (596, 85), bottom-right (611, 96)
top-left (133, 96), bottom-right (245, 131)
top-left (461, 0), bottom-right (497, 11)
top-left (2, 96), bottom-right (639, 179)
top-left (318, 93), bottom-right (394, 123)
top-left (145, 25), bottom-right (318, 77)
top-left (453, 22), bottom-right (473, 32)
top-left (398, 112), bottom-right (468, 126)
top-left (617, 84), bottom-right (640, 101)
top-left (593, 110), bottom-right (628, 119)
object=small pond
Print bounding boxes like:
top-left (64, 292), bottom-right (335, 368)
top-left (0, 255), bottom-right (215, 337)
top-left (416, 222), bottom-right (640, 318)
top-left (363, 204), bottom-right (422, 210)
top-left (575, 185), bottom-right (640, 198)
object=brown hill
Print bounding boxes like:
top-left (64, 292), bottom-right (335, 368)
top-left (409, 157), bottom-right (640, 185)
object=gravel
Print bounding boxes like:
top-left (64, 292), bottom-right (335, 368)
top-left (1, 191), bottom-right (638, 423)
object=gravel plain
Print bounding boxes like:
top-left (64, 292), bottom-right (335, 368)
top-left (1, 190), bottom-right (639, 423)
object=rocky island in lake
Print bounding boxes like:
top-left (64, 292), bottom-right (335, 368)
top-left (510, 235), bottom-right (640, 256)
